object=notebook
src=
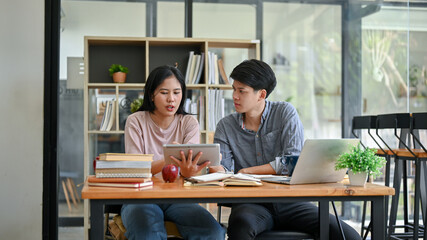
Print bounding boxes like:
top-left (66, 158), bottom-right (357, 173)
top-left (261, 139), bottom-right (360, 185)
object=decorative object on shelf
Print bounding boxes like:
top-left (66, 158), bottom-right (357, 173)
top-left (130, 98), bottom-right (144, 113)
top-left (109, 64), bottom-right (129, 83)
top-left (335, 143), bottom-right (386, 186)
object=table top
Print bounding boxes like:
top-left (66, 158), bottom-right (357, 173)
top-left (82, 174), bottom-right (395, 200)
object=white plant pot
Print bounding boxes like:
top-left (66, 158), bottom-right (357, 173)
top-left (348, 170), bottom-right (368, 186)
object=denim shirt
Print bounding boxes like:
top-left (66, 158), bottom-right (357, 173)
top-left (214, 100), bottom-right (304, 174)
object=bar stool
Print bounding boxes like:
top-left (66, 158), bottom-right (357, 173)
top-left (352, 115), bottom-right (393, 239)
top-left (376, 113), bottom-right (425, 239)
top-left (216, 203), bottom-right (314, 239)
top-left (408, 112), bottom-right (427, 239)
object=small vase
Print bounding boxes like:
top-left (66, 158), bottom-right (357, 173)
top-left (112, 72), bottom-right (126, 83)
top-left (348, 170), bottom-right (368, 186)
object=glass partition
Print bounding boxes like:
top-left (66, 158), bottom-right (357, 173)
top-left (264, 3), bottom-right (342, 139)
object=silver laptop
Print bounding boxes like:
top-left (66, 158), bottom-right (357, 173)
top-left (261, 139), bottom-right (360, 185)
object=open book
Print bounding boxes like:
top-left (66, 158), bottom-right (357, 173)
top-left (184, 172), bottom-right (262, 187)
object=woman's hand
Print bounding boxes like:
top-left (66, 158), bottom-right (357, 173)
top-left (170, 150), bottom-right (210, 178)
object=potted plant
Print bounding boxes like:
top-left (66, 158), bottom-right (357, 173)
top-left (335, 143), bottom-right (386, 186)
top-left (130, 98), bottom-right (144, 113)
top-left (109, 64), bottom-right (129, 83)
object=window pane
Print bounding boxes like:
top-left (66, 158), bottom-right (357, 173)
top-left (264, 3), bottom-right (342, 139)
top-left (59, 0), bottom-right (146, 224)
top-left (193, 2), bottom-right (256, 39)
top-left (362, 6), bottom-right (409, 115)
top-left (408, 7), bottom-right (427, 113)
top-left (158, 1), bottom-right (185, 38)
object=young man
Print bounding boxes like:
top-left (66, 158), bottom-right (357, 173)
top-left (213, 59), bottom-right (361, 240)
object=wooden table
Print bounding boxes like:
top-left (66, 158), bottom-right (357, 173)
top-left (82, 175), bottom-right (394, 240)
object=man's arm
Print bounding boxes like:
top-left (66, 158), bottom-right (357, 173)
top-left (213, 120), bottom-right (235, 172)
top-left (237, 164), bottom-right (275, 174)
top-left (267, 104), bottom-right (304, 174)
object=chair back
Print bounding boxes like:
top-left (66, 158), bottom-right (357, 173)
top-left (352, 115), bottom-right (377, 149)
top-left (376, 113), bottom-right (413, 156)
top-left (411, 112), bottom-right (427, 152)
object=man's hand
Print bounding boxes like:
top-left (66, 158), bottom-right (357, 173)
top-left (170, 150), bottom-right (210, 178)
top-left (208, 165), bottom-right (226, 173)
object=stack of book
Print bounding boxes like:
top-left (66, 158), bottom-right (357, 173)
top-left (90, 153), bottom-right (154, 189)
top-left (87, 175), bottom-right (153, 189)
top-left (95, 153), bottom-right (153, 178)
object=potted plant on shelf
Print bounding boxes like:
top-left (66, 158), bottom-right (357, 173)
top-left (109, 64), bottom-right (129, 83)
top-left (130, 98), bottom-right (144, 113)
top-left (335, 143), bottom-right (386, 186)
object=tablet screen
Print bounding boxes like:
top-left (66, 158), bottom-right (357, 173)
top-left (163, 144), bottom-right (220, 167)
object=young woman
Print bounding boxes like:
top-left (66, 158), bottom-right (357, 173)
top-left (121, 65), bottom-right (225, 240)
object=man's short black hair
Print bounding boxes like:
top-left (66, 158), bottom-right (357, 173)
top-left (230, 59), bottom-right (277, 98)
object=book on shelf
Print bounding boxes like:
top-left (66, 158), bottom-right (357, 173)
top-left (184, 51), bottom-right (194, 83)
top-left (99, 153), bottom-right (154, 161)
top-left (105, 100), bottom-right (116, 131)
top-left (187, 54), bottom-right (198, 84)
top-left (99, 100), bottom-right (110, 131)
top-left (99, 100), bottom-right (116, 131)
top-left (217, 58), bottom-right (229, 85)
top-left (198, 96), bottom-right (205, 131)
top-left (185, 172), bottom-right (262, 187)
top-left (190, 54), bottom-right (201, 84)
top-left (193, 52), bottom-right (205, 84)
top-left (213, 54), bottom-right (219, 85)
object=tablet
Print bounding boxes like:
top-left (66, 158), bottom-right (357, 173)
top-left (163, 144), bottom-right (220, 167)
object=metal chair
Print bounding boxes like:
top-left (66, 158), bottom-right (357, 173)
top-left (351, 115), bottom-right (393, 239)
top-left (376, 113), bottom-right (425, 239)
top-left (408, 112), bottom-right (427, 239)
top-left (217, 203), bottom-right (315, 240)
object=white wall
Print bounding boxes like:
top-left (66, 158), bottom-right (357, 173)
top-left (60, 0), bottom-right (146, 80)
top-left (0, 0), bottom-right (44, 239)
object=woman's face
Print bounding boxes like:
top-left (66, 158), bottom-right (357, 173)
top-left (152, 75), bottom-right (183, 117)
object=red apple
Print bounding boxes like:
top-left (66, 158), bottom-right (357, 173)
top-left (162, 164), bottom-right (179, 183)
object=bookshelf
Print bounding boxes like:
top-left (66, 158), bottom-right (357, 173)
top-left (83, 37), bottom-right (259, 234)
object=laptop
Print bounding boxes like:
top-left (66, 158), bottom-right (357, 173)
top-left (261, 139), bottom-right (360, 185)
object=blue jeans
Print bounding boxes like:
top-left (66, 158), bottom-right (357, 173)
top-left (121, 203), bottom-right (225, 240)
top-left (227, 202), bottom-right (361, 240)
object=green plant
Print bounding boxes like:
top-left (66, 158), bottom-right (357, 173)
top-left (335, 143), bottom-right (386, 178)
top-left (130, 98), bottom-right (144, 113)
top-left (109, 64), bottom-right (129, 76)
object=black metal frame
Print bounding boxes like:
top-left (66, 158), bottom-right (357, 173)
top-left (89, 195), bottom-right (386, 240)
top-left (43, 0), bottom-right (60, 239)
top-left (376, 113), bottom-right (426, 239)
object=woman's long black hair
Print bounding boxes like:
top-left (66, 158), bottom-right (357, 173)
top-left (137, 65), bottom-right (188, 115)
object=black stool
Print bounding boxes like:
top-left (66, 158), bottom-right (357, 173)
top-left (351, 115), bottom-right (393, 239)
top-left (376, 113), bottom-right (425, 239)
top-left (217, 203), bottom-right (314, 239)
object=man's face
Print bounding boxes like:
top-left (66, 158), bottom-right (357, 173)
top-left (232, 80), bottom-right (263, 113)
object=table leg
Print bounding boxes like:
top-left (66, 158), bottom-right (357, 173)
top-left (319, 200), bottom-right (329, 240)
top-left (90, 200), bottom-right (104, 240)
top-left (371, 197), bottom-right (385, 240)
top-left (413, 159), bottom-right (421, 240)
